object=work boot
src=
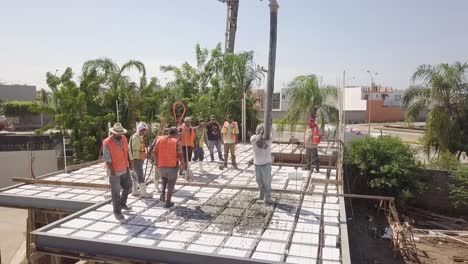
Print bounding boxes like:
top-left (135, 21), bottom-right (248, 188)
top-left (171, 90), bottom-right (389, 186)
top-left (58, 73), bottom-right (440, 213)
top-left (232, 164), bottom-right (238, 170)
top-left (199, 161), bottom-right (206, 173)
top-left (165, 192), bottom-right (174, 208)
top-left (264, 198), bottom-right (274, 205)
top-left (219, 156), bottom-right (225, 162)
top-left (114, 212), bottom-right (124, 220)
top-left (139, 183), bottom-right (153, 199)
top-left (160, 192), bottom-right (166, 202)
top-left (121, 204), bottom-right (132, 211)
top-left (131, 179), bottom-right (140, 197)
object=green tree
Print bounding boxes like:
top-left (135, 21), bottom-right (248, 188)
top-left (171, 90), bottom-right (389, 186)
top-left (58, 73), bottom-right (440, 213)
top-left (403, 62), bottom-right (468, 155)
top-left (346, 136), bottom-right (425, 205)
top-left (47, 68), bottom-right (113, 162)
top-left (82, 58), bottom-right (147, 131)
top-left (279, 75), bottom-right (338, 131)
top-left (161, 44), bottom-right (263, 134)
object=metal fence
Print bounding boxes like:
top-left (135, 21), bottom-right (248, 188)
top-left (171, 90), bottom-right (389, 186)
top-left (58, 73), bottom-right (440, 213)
top-left (0, 143), bottom-right (55, 152)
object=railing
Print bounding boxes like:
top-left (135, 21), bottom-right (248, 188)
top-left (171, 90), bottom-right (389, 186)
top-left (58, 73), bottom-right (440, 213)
top-left (0, 143), bottom-right (55, 152)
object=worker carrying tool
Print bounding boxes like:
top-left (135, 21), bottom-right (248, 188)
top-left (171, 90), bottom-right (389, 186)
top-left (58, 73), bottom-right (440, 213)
top-left (129, 122), bottom-right (152, 198)
top-left (304, 117), bottom-right (323, 172)
top-left (222, 114), bottom-right (239, 169)
top-left (154, 127), bottom-right (185, 208)
top-left (178, 117), bottom-right (195, 178)
top-left (102, 123), bottom-right (133, 220)
top-left (250, 124), bottom-right (274, 205)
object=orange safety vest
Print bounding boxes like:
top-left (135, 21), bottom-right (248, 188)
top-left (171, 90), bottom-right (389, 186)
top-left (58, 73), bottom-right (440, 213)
top-left (103, 136), bottom-right (129, 172)
top-left (222, 121), bottom-right (238, 142)
top-left (179, 125), bottom-right (195, 147)
top-left (155, 136), bottom-right (179, 167)
top-left (305, 125), bottom-right (320, 146)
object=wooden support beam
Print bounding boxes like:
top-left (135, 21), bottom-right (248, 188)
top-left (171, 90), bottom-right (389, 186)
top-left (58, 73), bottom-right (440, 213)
top-left (13, 178), bottom-right (109, 190)
top-left (13, 177), bottom-right (393, 201)
top-left (310, 178), bottom-right (342, 185)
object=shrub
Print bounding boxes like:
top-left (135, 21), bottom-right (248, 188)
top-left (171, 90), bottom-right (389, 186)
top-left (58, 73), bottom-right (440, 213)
top-left (3, 101), bottom-right (53, 116)
top-left (450, 165), bottom-right (468, 207)
top-left (345, 136), bottom-right (425, 206)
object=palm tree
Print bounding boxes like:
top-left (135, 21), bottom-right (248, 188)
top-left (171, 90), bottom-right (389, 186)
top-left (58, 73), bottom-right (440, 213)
top-left (280, 75), bottom-right (338, 131)
top-left (403, 62), bottom-right (468, 154)
top-left (82, 58), bottom-right (147, 130)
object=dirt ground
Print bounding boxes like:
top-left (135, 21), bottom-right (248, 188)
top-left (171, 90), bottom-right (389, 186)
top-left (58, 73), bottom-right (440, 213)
top-left (346, 199), bottom-right (404, 264)
top-left (412, 236), bottom-right (468, 264)
top-left (345, 199), bottom-right (468, 264)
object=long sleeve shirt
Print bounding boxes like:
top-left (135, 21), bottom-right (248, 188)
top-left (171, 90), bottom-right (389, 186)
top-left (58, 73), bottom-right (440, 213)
top-left (250, 134), bottom-right (273, 165)
top-left (129, 134), bottom-right (146, 160)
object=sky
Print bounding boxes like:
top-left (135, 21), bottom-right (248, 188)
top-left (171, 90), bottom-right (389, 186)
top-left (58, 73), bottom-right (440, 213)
top-left (1, 0), bottom-right (468, 91)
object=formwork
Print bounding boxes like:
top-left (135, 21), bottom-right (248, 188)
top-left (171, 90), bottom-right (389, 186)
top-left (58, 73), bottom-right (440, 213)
top-left (1, 143), bottom-right (351, 264)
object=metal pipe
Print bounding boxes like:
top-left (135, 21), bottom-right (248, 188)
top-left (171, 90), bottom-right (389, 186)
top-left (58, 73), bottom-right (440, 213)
top-left (263, 0), bottom-right (279, 140)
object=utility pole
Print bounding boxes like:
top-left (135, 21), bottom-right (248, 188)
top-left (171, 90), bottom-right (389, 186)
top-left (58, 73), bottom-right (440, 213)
top-left (366, 71), bottom-right (378, 135)
top-left (263, 0), bottom-right (279, 140)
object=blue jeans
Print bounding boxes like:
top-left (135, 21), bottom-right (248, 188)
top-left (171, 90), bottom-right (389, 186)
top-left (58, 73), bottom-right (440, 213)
top-left (254, 163), bottom-right (272, 200)
top-left (208, 140), bottom-right (223, 161)
top-left (193, 147), bottom-right (205, 161)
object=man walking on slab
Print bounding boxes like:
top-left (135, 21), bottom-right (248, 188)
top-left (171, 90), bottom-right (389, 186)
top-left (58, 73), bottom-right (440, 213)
top-left (154, 127), bottom-right (185, 208)
top-left (129, 122), bottom-right (152, 198)
top-left (102, 123), bottom-right (133, 220)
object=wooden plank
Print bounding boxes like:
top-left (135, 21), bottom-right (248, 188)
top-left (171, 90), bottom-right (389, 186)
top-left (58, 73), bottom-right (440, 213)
top-left (13, 177), bottom-right (394, 201)
top-left (13, 178), bottom-right (109, 190)
top-left (309, 178), bottom-right (342, 185)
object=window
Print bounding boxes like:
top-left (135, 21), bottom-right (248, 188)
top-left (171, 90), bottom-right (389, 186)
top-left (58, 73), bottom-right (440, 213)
top-left (394, 95), bottom-right (401, 101)
top-left (282, 94), bottom-right (286, 99)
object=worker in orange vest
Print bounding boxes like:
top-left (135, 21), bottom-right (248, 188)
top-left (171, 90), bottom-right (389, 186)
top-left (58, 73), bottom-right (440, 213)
top-left (102, 123), bottom-right (133, 220)
top-left (222, 114), bottom-right (239, 169)
top-left (154, 127), bottom-right (185, 208)
top-left (304, 118), bottom-right (322, 172)
top-left (178, 117), bottom-right (195, 175)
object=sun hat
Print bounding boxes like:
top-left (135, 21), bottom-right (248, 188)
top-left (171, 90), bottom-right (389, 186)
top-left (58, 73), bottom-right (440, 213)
top-left (110, 123), bottom-right (127, 135)
top-left (184, 117), bottom-right (192, 122)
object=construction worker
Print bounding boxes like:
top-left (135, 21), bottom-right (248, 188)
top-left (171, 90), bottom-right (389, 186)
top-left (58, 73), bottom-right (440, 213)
top-left (251, 124), bottom-right (274, 204)
top-left (193, 119), bottom-right (209, 171)
top-left (222, 115), bottom-right (239, 169)
top-left (102, 123), bottom-right (133, 220)
top-left (154, 127), bottom-right (185, 208)
top-left (179, 117), bottom-right (195, 175)
top-left (304, 117), bottom-right (322, 172)
top-left (129, 122), bottom-right (152, 198)
top-left (148, 128), bottom-right (170, 194)
top-left (206, 115), bottom-right (224, 162)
